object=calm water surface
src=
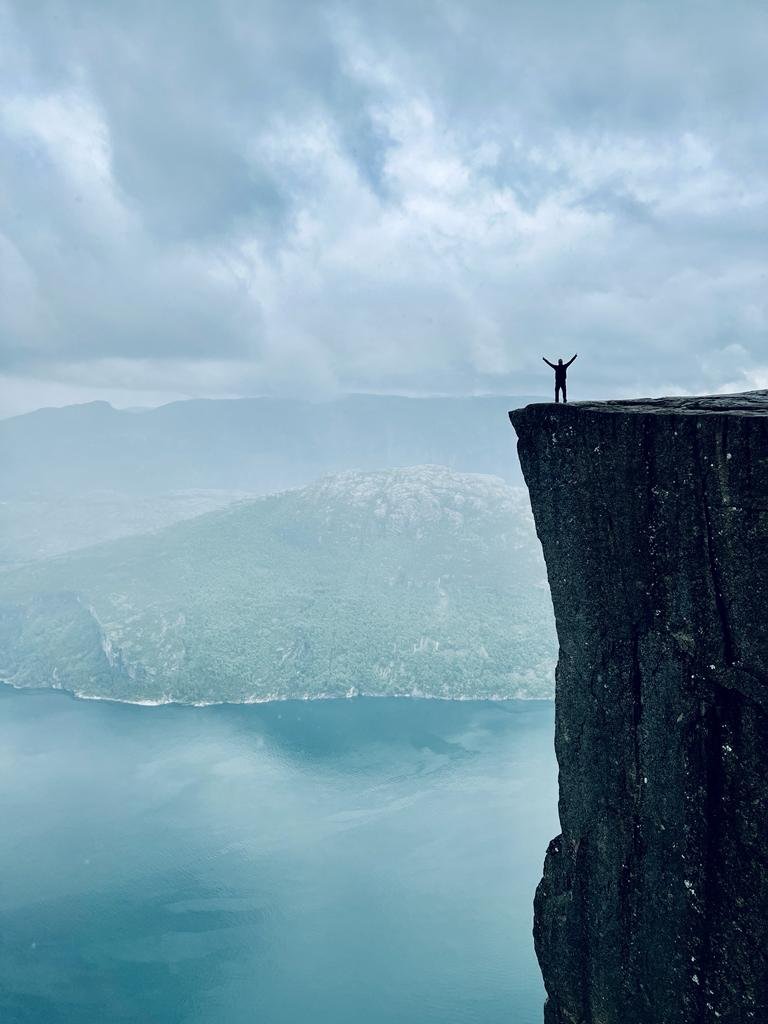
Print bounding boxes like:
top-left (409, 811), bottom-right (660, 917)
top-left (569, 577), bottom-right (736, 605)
top-left (0, 690), bottom-right (557, 1024)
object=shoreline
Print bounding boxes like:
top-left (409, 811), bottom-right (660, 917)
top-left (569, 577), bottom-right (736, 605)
top-left (0, 677), bottom-right (553, 708)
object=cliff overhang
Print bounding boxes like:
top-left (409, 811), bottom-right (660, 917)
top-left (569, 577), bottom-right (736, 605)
top-left (510, 392), bottom-right (768, 1024)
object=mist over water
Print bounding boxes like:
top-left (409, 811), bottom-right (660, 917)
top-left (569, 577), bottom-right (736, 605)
top-left (0, 690), bottom-right (556, 1024)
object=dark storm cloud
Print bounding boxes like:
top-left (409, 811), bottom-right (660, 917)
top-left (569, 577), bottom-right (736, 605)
top-left (1, 0), bottom-right (767, 415)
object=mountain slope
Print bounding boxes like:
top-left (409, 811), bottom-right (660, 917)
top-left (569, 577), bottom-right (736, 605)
top-left (0, 394), bottom-right (541, 497)
top-left (0, 467), bottom-right (556, 703)
top-left (0, 490), bottom-right (257, 568)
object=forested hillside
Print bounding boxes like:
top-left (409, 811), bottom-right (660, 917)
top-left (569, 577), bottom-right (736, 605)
top-left (0, 467), bottom-right (556, 703)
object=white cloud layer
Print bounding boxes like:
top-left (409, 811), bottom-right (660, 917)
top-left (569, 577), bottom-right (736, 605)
top-left (1, 0), bottom-right (767, 415)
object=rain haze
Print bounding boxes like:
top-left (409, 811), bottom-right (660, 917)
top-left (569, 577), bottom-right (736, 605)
top-left (2, 0), bottom-right (767, 418)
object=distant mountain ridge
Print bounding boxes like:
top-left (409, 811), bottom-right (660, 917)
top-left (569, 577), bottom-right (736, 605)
top-left (0, 394), bottom-right (542, 497)
top-left (0, 467), bottom-right (556, 703)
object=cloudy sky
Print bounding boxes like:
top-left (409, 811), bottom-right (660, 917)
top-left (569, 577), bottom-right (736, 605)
top-left (1, 0), bottom-right (767, 417)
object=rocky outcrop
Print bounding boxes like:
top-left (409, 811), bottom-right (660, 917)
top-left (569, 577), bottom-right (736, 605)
top-left (510, 394), bottom-right (768, 1024)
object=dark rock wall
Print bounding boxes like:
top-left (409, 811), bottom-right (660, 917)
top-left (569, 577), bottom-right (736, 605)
top-left (510, 394), bottom-right (768, 1024)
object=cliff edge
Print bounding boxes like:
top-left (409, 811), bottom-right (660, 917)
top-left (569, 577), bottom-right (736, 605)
top-left (510, 393), bottom-right (768, 1024)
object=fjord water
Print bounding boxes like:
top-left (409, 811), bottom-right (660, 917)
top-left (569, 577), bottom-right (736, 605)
top-left (0, 690), bottom-right (557, 1024)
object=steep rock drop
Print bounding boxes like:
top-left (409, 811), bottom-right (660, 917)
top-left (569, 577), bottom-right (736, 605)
top-left (510, 394), bottom-right (768, 1024)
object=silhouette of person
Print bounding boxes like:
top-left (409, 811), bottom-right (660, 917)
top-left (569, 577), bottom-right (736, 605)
top-left (543, 353), bottom-right (577, 403)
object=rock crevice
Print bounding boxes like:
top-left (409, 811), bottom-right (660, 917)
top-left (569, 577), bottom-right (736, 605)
top-left (511, 393), bottom-right (768, 1024)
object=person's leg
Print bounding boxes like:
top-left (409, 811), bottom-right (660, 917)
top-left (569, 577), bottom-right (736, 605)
top-left (562, 381), bottom-right (567, 403)
top-left (555, 384), bottom-right (560, 403)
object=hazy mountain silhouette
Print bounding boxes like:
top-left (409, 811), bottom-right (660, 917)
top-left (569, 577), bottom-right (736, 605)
top-left (0, 395), bottom-right (542, 498)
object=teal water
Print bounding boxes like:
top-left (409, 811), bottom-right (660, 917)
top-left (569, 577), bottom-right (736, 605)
top-left (0, 689), bottom-right (557, 1024)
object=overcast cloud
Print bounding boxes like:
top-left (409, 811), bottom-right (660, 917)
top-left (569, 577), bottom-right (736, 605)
top-left (1, 0), bottom-right (767, 416)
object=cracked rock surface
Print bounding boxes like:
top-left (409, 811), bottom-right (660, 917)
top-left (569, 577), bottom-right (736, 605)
top-left (510, 392), bottom-right (768, 1024)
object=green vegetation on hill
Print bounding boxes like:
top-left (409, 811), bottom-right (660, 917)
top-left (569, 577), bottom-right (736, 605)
top-left (0, 467), bottom-right (556, 703)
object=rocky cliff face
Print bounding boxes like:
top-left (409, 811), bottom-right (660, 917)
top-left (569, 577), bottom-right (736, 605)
top-left (510, 394), bottom-right (768, 1024)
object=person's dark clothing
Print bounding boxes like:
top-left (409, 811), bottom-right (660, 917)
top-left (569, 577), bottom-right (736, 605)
top-left (543, 354), bottom-right (577, 403)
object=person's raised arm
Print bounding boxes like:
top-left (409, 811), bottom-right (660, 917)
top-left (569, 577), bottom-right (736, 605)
top-left (542, 357), bottom-right (556, 369)
top-left (565, 353), bottom-right (578, 367)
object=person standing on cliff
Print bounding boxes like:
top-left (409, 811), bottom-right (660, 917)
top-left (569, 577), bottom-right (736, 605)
top-left (543, 353), bottom-right (577, 403)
